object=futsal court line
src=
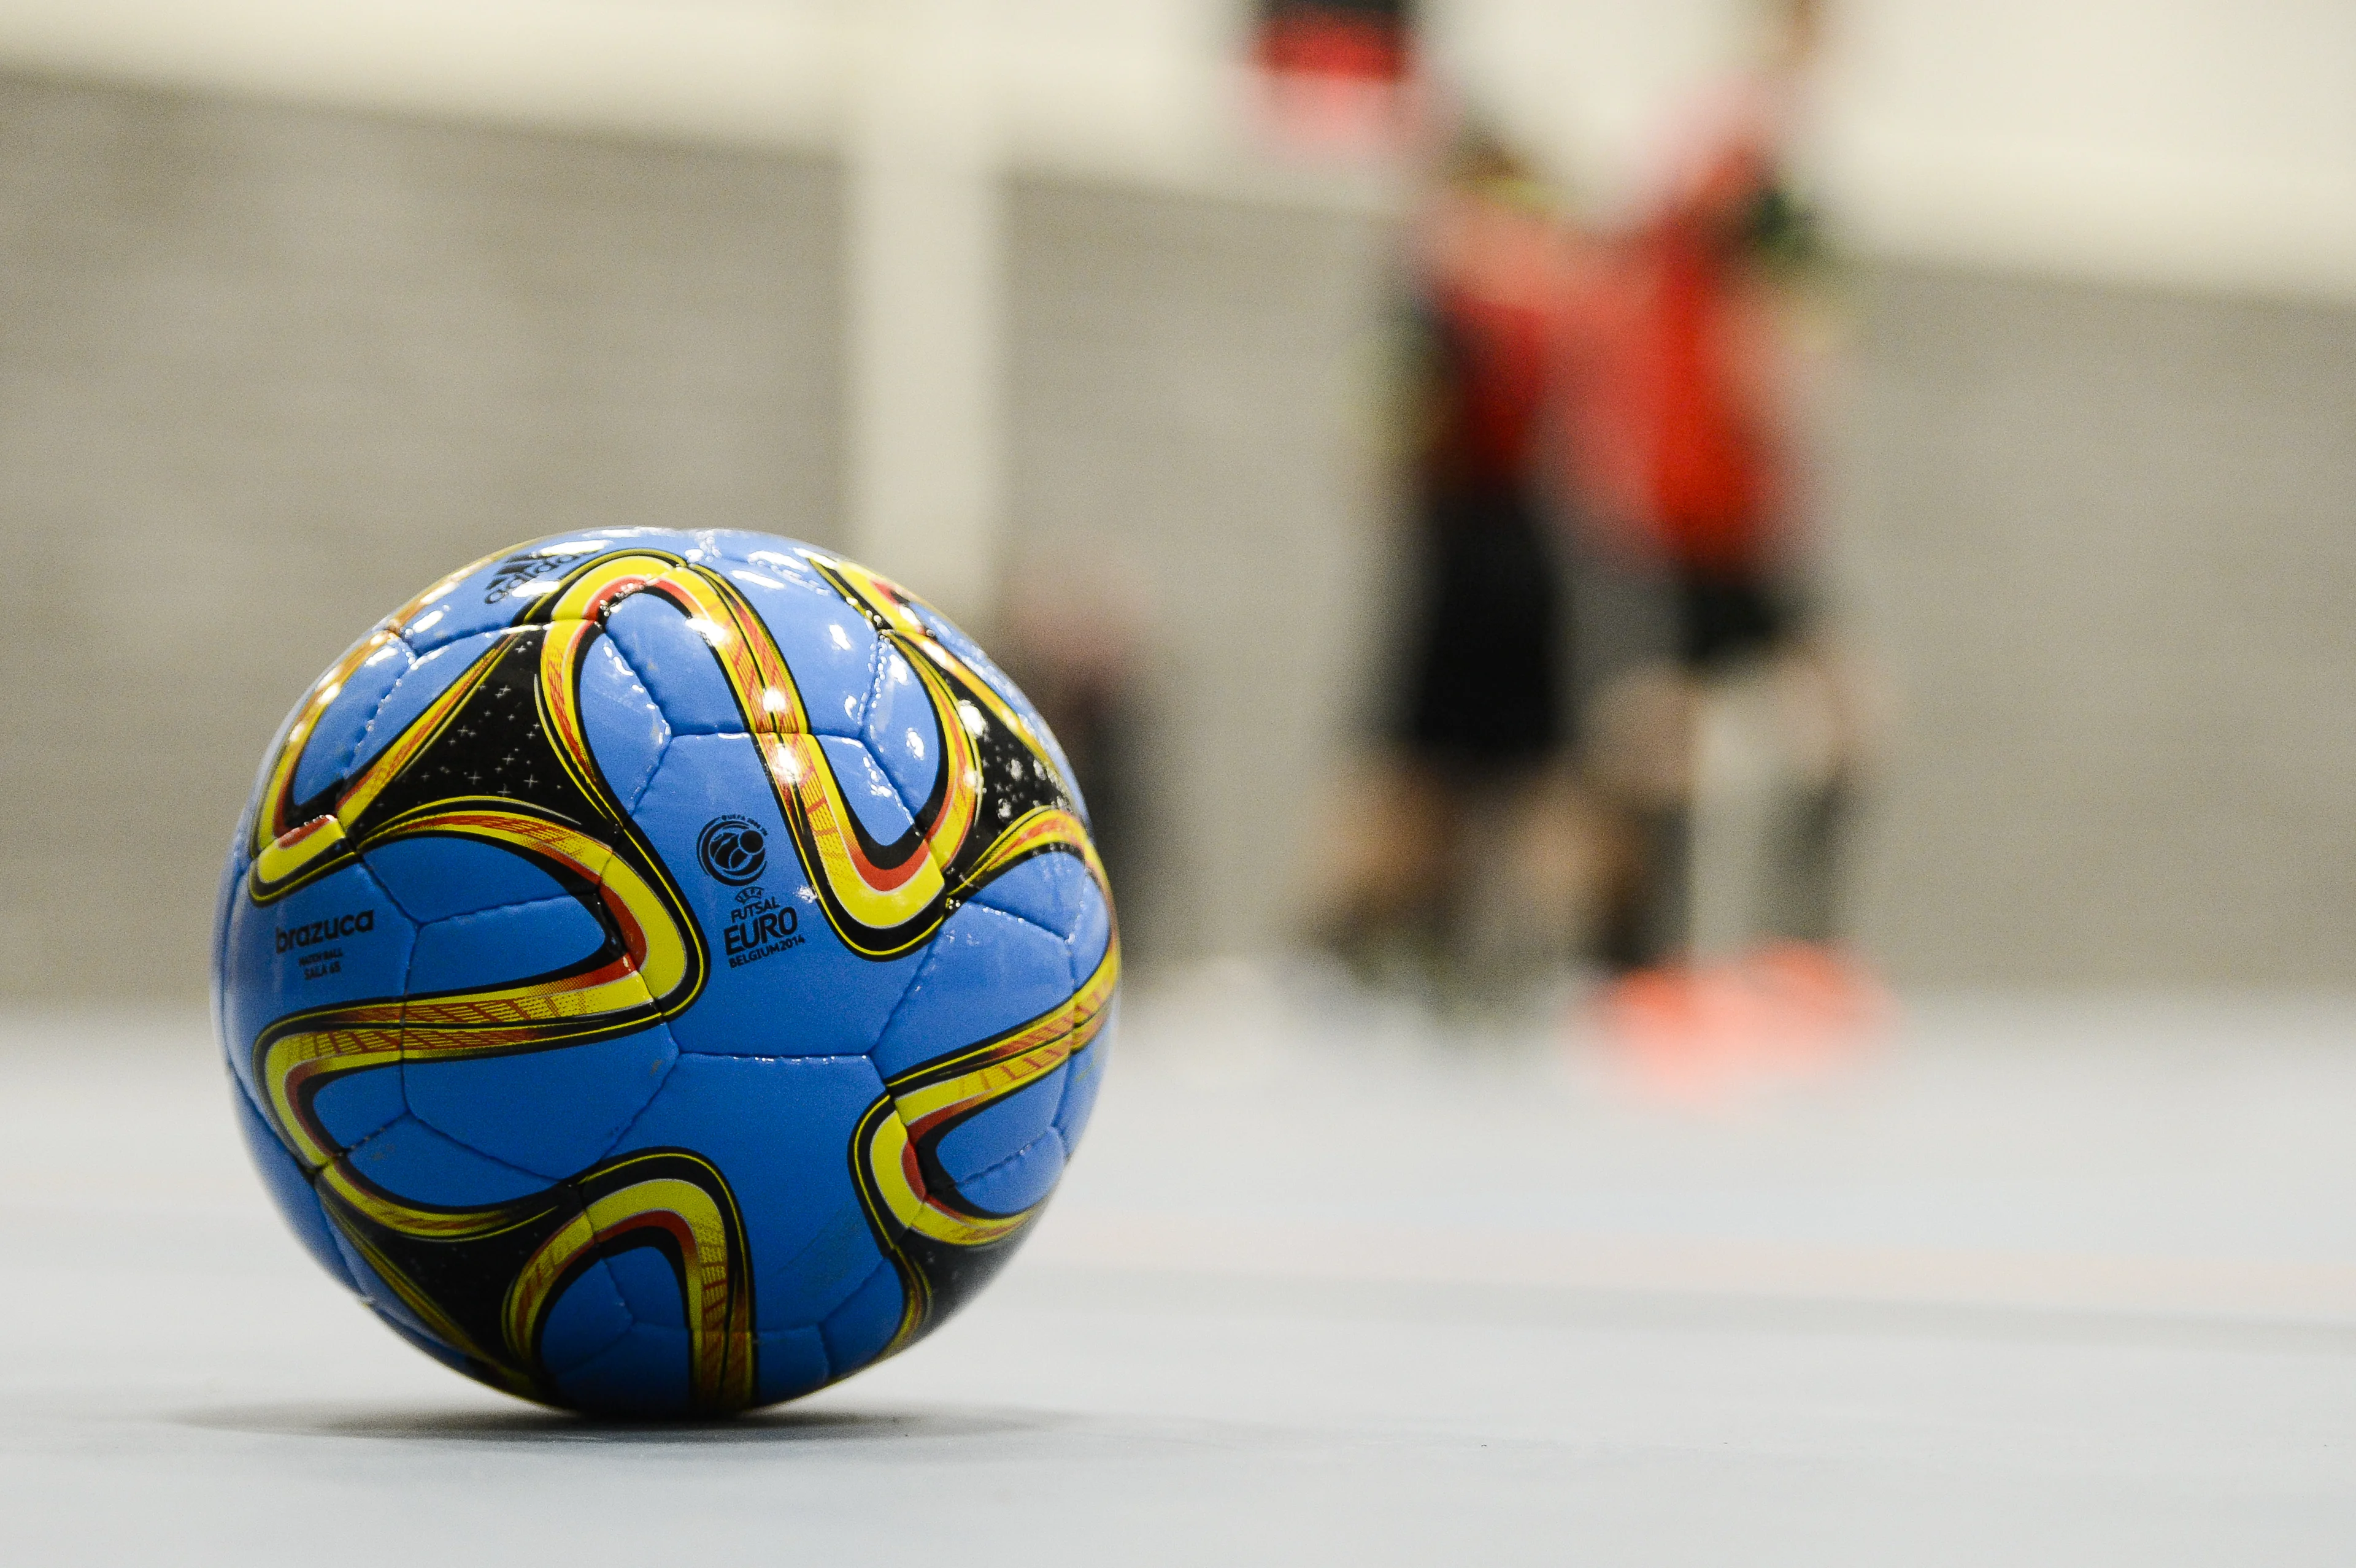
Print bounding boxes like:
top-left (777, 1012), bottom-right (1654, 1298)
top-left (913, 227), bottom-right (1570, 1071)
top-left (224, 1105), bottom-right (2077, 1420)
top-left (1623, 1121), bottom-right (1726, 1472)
top-left (1028, 1209), bottom-right (2356, 1328)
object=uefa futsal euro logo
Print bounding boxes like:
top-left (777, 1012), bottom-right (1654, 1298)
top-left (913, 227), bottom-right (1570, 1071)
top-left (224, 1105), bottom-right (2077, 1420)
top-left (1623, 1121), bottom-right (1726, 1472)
top-left (696, 815), bottom-right (769, 886)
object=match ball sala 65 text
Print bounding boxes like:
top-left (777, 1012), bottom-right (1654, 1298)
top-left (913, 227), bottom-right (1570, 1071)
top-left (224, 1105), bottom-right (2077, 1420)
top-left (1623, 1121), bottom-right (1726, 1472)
top-left (215, 532), bottom-right (1116, 1416)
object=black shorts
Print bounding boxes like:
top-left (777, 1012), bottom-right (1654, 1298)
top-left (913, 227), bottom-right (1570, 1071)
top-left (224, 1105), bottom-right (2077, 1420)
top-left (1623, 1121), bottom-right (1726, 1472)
top-left (1399, 486), bottom-right (1566, 764)
top-left (1674, 566), bottom-right (1801, 672)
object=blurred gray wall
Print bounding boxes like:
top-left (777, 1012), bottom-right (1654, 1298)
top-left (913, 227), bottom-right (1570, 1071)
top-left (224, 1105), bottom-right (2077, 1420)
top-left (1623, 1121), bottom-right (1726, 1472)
top-left (1003, 176), bottom-right (1389, 967)
top-left (0, 75), bottom-right (844, 997)
top-left (0, 72), bottom-right (2349, 997)
top-left (1841, 269), bottom-right (2356, 985)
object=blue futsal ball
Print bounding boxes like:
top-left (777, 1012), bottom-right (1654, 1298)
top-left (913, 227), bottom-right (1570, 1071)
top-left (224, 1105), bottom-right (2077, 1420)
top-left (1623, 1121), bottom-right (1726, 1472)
top-left (214, 532), bottom-right (1116, 1416)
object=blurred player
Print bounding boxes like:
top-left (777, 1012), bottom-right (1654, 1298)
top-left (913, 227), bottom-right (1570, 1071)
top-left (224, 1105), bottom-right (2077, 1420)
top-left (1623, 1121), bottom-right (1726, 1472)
top-left (1314, 131), bottom-right (1601, 999)
top-left (1558, 0), bottom-right (1872, 999)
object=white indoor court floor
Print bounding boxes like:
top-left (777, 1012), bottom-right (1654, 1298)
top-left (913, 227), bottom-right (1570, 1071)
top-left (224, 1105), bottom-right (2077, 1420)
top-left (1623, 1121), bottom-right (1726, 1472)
top-left (3, 969), bottom-right (2353, 1564)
